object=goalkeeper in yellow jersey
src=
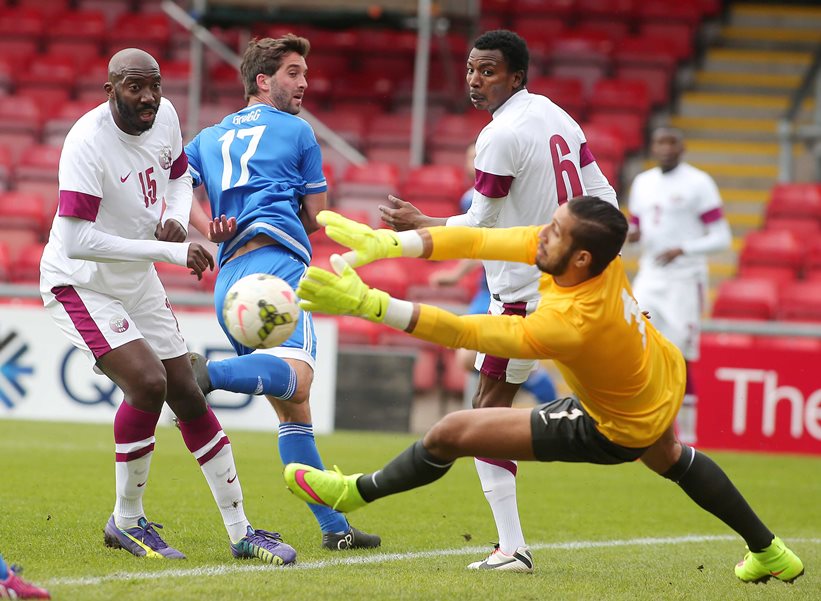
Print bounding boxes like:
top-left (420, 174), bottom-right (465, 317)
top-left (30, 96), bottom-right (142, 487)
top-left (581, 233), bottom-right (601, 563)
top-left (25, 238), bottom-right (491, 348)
top-left (285, 196), bottom-right (803, 583)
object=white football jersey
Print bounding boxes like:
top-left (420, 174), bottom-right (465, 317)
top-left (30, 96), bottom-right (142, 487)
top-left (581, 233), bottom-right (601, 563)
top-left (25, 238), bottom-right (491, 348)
top-left (41, 98), bottom-right (188, 296)
top-left (628, 162), bottom-right (725, 280)
top-left (469, 89), bottom-right (617, 302)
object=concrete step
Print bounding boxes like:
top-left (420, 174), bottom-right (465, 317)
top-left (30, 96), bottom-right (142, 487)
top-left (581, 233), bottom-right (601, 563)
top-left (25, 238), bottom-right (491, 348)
top-left (683, 139), bottom-right (803, 166)
top-left (670, 115), bottom-right (777, 143)
top-left (678, 91), bottom-right (813, 120)
top-left (702, 48), bottom-right (811, 75)
top-left (731, 2), bottom-right (821, 30)
top-left (693, 71), bottom-right (800, 95)
top-left (722, 188), bottom-right (770, 205)
top-left (720, 25), bottom-right (821, 50)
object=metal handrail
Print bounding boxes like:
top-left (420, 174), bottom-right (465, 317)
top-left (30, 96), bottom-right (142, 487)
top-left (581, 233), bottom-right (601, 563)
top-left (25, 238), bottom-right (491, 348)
top-left (777, 42), bottom-right (821, 182)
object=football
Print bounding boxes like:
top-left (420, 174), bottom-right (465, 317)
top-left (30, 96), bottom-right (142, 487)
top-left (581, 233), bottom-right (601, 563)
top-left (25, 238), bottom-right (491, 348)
top-left (222, 274), bottom-right (299, 349)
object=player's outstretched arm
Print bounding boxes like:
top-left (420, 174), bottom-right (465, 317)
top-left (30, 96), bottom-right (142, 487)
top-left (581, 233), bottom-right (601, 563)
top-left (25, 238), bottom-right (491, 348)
top-left (317, 210), bottom-right (425, 267)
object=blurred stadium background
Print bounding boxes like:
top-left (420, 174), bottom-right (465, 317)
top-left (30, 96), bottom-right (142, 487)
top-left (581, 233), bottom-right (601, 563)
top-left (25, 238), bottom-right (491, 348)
top-left (0, 0), bottom-right (820, 455)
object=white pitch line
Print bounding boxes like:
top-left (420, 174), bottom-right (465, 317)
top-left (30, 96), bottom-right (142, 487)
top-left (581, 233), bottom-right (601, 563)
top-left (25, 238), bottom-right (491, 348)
top-left (48, 534), bottom-right (821, 588)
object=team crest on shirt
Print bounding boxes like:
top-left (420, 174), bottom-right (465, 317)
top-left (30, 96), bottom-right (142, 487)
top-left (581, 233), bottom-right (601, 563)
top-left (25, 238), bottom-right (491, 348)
top-left (159, 146), bottom-right (173, 170)
top-left (109, 316), bottom-right (129, 333)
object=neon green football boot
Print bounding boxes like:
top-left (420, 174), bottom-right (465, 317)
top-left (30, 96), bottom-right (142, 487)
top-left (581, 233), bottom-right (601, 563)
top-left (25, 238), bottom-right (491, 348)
top-left (735, 536), bottom-right (804, 583)
top-left (284, 463), bottom-right (368, 513)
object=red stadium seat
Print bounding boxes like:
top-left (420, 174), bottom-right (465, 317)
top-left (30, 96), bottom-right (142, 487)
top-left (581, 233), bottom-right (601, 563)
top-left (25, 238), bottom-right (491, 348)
top-left (527, 76), bottom-right (586, 121)
top-left (638, 22), bottom-right (694, 61)
top-left (586, 111), bottom-right (645, 153)
top-left (311, 110), bottom-right (369, 150)
top-left (0, 7), bottom-right (45, 41)
top-left (400, 165), bottom-right (466, 206)
top-left (802, 239), bottom-right (821, 280)
top-left (548, 30), bottom-right (614, 70)
top-left (511, 0), bottom-right (576, 19)
top-left (0, 144), bottom-right (11, 188)
top-left (15, 54), bottom-right (79, 92)
top-left (106, 12), bottom-right (171, 57)
top-left (588, 79), bottom-right (651, 120)
top-left (764, 216), bottom-right (821, 238)
top-left (637, 0), bottom-right (703, 31)
top-left (49, 9), bottom-right (106, 44)
top-left (0, 242), bottom-right (10, 281)
top-left (356, 260), bottom-right (410, 299)
top-left (337, 162), bottom-right (400, 201)
top-left (0, 191), bottom-right (49, 237)
top-left (44, 100), bottom-right (102, 146)
top-left (14, 145), bottom-right (62, 183)
top-left (333, 315), bottom-right (382, 346)
top-left (777, 281), bottom-right (821, 322)
top-left (428, 112), bottom-right (490, 152)
top-left (766, 183), bottom-right (821, 221)
top-left (154, 262), bottom-right (202, 291)
top-left (9, 242), bottom-right (45, 283)
top-left (737, 265), bottom-right (797, 286)
top-left (0, 95), bottom-right (42, 136)
top-left (581, 123), bottom-right (627, 163)
top-left (412, 347), bottom-right (440, 392)
top-left (712, 278), bottom-right (779, 321)
top-left (739, 229), bottom-right (804, 274)
top-left (364, 113), bottom-right (413, 150)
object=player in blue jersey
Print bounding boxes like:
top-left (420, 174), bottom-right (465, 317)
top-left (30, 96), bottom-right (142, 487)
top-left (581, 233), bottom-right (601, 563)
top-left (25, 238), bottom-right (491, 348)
top-left (185, 35), bottom-right (380, 551)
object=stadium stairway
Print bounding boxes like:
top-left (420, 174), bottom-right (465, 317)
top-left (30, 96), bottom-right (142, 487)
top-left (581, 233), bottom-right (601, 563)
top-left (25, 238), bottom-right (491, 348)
top-left (622, 1), bottom-right (821, 307)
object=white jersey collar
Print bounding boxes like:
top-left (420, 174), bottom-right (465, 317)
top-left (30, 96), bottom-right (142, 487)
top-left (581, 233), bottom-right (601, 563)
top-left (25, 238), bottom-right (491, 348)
top-left (492, 88), bottom-right (529, 120)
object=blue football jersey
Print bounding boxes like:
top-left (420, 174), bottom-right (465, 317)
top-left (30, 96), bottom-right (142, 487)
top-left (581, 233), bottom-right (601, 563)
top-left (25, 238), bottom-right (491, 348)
top-left (186, 104), bottom-right (327, 266)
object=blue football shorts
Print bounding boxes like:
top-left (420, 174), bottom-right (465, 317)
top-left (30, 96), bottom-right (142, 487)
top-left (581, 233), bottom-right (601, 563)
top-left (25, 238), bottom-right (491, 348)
top-left (214, 244), bottom-right (317, 365)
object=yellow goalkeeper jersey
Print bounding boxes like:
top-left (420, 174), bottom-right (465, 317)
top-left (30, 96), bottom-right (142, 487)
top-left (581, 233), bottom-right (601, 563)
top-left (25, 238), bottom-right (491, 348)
top-left (413, 225), bottom-right (685, 448)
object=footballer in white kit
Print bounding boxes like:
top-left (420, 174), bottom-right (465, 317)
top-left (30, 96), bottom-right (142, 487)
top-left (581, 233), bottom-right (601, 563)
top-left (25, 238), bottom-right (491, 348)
top-left (40, 96), bottom-right (194, 365)
top-left (628, 136), bottom-right (731, 362)
top-left (447, 88), bottom-right (617, 383)
top-left (628, 127), bottom-right (731, 444)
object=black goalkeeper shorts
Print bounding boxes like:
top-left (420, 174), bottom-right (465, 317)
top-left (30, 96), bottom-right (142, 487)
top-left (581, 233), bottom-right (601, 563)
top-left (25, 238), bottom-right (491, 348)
top-left (530, 396), bottom-right (648, 464)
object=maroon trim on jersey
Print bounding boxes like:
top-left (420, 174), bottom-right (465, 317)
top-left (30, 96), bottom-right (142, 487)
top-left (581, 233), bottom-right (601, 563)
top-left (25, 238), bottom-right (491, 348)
top-left (170, 151), bottom-right (189, 180)
top-left (58, 190), bottom-right (102, 221)
top-left (476, 457), bottom-right (518, 477)
top-left (700, 207), bottom-right (723, 224)
top-left (475, 168), bottom-right (514, 198)
top-left (579, 142), bottom-right (596, 167)
top-left (51, 285), bottom-right (112, 358)
top-left (629, 215), bottom-right (640, 227)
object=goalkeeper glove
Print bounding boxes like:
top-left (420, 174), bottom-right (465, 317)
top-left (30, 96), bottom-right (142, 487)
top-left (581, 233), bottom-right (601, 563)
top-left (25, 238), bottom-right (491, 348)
top-left (297, 255), bottom-right (390, 322)
top-left (317, 210), bottom-right (403, 267)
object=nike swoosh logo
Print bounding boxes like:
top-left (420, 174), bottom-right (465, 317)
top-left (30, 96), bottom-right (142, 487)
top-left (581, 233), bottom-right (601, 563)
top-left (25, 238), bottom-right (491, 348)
top-left (294, 469), bottom-right (327, 505)
top-left (770, 569), bottom-right (786, 576)
top-left (136, 481), bottom-right (146, 488)
top-left (120, 171), bottom-right (132, 183)
top-left (227, 475), bottom-right (237, 484)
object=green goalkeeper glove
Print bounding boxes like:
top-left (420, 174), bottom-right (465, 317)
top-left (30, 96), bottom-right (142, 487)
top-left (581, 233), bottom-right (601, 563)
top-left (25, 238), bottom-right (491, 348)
top-left (297, 254), bottom-right (390, 322)
top-left (317, 210), bottom-right (403, 267)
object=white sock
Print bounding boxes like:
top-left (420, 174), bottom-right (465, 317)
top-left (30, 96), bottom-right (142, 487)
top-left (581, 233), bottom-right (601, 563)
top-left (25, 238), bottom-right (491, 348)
top-left (475, 457), bottom-right (526, 554)
top-left (114, 451), bottom-right (152, 529)
top-left (198, 444), bottom-right (251, 543)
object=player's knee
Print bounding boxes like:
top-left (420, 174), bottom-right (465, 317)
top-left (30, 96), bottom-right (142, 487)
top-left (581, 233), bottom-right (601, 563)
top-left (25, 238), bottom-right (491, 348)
top-left (288, 363), bottom-right (314, 404)
top-left (425, 413), bottom-right (469, 457)
top-left (132, 369), bottom-right (167, 407)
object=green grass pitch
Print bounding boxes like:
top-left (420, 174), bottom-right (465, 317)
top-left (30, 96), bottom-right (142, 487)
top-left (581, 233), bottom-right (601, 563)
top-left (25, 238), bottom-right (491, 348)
top-left (0, 420), bottom-right (818, 600)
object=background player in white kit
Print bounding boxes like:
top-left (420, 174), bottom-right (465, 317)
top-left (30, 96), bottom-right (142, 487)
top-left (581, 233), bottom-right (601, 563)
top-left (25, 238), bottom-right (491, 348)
top-left (627, 127), bottom-right (731, 444)
top-left (380, 30), bottom-right (617, 572)
top-left (38, 48), bottom-right (296, 564)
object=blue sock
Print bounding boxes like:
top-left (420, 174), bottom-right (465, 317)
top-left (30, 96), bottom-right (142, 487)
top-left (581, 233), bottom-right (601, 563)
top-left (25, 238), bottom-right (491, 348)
top-left (522, 368), bottom-right (556, 403)
top-left (278, 423), bottom-right (349, 534)
top-left (208, 354), bottom-right (297, 399)
top-left (0, 553), bottom-right (7, 579)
